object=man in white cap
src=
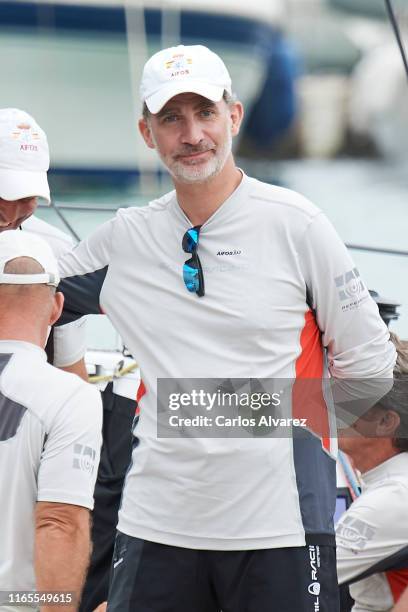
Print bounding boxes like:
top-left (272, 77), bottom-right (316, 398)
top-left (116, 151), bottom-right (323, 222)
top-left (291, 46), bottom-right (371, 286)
top-left (57, 45), bottom-right (395, 611)
top-left (0, 231), bottom-right (102, 611)
top-left (0, 108), bottom-right (87, 378)
top-left (336, 335), bottom-right (408, 612)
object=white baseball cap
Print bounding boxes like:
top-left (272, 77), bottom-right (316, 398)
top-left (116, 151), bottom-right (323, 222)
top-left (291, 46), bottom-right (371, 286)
top-left (140, 45), bottom-right (232, 114)
top-left (0, 230), bottom-right (59, 287)
top-left (0, 108), bottom-right (50, 204)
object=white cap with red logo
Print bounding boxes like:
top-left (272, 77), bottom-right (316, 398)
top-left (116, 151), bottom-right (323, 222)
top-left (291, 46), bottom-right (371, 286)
top-left (140, 45), bottom-right (232, 114)
top-left (0, 108), bottom-right (50, 204)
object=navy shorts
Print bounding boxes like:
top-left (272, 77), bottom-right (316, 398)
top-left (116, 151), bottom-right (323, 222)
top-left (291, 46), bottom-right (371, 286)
top-left (107, 531), bottom-right (340, 612)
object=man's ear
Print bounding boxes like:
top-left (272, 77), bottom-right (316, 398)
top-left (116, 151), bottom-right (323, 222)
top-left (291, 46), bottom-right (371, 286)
top-left (377, 409), bottom-right (401, 437)
top-left (139, 118), bottom-right (155, 149)
top-left (50, 291), bottom-right (64, 327)
top-left (229, 101), bottom-right (244, 138)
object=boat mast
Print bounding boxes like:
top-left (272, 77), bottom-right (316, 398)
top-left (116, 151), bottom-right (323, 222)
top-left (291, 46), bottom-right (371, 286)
top-left (384, 0), bottom-right (408, 82)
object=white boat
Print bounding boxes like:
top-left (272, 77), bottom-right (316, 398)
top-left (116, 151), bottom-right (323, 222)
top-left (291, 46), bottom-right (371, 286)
top-left (327, 0), bottom-right (408, 158)
top-left (349, 41), bottom-right (408, 159)
top-left (0, 0), bottom-right (297, 176)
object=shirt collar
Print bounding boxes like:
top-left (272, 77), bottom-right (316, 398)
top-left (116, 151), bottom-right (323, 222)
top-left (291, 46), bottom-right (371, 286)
top-left (170, 169), bottom-right (252, 230)
top-left (0, 340), bottom-right (47, 360)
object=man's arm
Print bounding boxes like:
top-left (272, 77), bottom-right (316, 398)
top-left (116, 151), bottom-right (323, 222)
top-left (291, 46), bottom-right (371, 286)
top-left (298, 212), bottom-right (395, 425)
top-left (37, 384), bottom-right (102, 606)
top-left (336, 502), bottom-right (382, 587)
top-left (52, 317), bottom-right (89, 381)
top-left (298, 211), bottom-right (395, 379)
top-left (54, 218), bottom-right (116, 375)
top-left (60, 358), bottom-right (88, 381)
top-left (35, 502), bottom-right (91, 611)
top-left (56, 216), bottom-right (115, 325)
top-left (336, 484), bottom-right (408, 587)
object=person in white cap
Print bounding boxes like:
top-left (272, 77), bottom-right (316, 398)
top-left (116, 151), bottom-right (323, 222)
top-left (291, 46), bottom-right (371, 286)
top-left (0, 231), bottom-right (102, 612)
top-left (0, 108), bottom-right (87, 379)
top-left (56, 45), bottom-right (395, 611)
top-left (336, 335), bottom-right (408, 612)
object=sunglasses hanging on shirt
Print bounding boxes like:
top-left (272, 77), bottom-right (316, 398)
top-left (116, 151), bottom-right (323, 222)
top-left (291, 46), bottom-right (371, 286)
top-left (182, 226), bottom-right (205, 297)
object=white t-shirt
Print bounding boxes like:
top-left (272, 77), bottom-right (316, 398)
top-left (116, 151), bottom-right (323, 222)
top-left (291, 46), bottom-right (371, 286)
top-left (57, 173), bottom-right (395, 550)
top-left (22, 216), bottom-right (86, 367)
top-left (0, 340), bottom-right (102, 606)
top-left (337, 453), bottom-right (408, 611)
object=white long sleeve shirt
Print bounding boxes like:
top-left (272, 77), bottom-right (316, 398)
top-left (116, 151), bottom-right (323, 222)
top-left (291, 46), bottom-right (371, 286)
top-left (57, 173), bottom-right (395, 550)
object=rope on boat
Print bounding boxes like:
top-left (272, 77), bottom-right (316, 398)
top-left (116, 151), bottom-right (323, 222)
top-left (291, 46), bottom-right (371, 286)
top-left (88, 361), bottom-right (139, 384)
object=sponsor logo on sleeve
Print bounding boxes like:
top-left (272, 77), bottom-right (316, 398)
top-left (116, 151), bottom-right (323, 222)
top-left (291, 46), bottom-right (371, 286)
top-left (336, 515), bottom-right (376, 550)
top-left (334, 268), bottom-right (368, 312)
top-left (72, 443), bottom-right (96, 474)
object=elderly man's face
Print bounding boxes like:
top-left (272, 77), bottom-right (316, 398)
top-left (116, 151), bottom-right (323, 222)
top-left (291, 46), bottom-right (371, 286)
top-left (338, 406), bottom-right (396, 456)
top-left (0, 197), bottom-right (38, 230)
top-left (139, 93), bottom-right (243, 184)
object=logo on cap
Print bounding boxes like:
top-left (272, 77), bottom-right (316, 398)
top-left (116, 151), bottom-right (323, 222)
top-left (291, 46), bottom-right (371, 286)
top-left (165, 53), bottom-right (193, 78)
top-left (10, 123), bottom-right (40, 152)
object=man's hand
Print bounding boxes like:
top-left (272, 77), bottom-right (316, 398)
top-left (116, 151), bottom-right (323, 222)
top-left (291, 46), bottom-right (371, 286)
top-left (93, 602), bottom-right (107, 612)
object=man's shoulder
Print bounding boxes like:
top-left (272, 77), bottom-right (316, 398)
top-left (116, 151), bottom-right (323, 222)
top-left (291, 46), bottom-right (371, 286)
top-left (336, 468), bottom-right (408, 540)
top-left (3, 351), bottom-right (100, 420)
top-left (115, 190), bottom-right (176, 221)
top-left (246, 176), bottom-right (321, 221)
top-left (350, 476), bottom-right (408, 511)
top-left (22, 216), bottom-right (74, 258)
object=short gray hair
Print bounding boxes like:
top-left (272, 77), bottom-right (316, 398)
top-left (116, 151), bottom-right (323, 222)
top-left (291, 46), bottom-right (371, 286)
top-left (0, 257), bottom-right (56, 295)
top-left (142, 90), bottom-right (236, 121)
top-left (377, 333), bottom-right (408, 452)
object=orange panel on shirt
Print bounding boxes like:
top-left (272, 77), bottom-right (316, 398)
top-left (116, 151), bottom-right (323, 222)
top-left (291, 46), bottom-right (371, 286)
top-left (293, 310), bottom-right (330, 451)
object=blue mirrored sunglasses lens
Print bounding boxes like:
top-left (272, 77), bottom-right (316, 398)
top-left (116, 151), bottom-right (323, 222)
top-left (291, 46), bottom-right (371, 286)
top-left (182, 228), bottom-right (199, 253)
top-left (183, 263), bottom-right (200, 292)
